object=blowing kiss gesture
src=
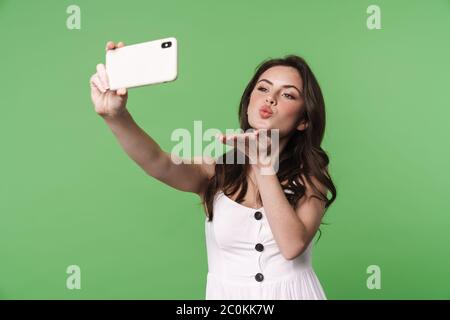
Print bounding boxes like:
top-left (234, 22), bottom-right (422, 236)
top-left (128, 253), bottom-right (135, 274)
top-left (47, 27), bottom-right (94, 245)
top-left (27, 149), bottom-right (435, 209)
top-left (216, 128), bottom-right (280, 175)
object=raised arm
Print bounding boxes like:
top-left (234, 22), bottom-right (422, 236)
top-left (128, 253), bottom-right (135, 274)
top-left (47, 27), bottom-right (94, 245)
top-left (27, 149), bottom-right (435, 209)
top-left (89, 40), bottom-right (215, 197)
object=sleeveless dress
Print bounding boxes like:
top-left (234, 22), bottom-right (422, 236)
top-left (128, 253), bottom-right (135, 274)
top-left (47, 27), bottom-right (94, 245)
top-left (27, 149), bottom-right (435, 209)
top-left (204, 190), bottom-right (327, 300)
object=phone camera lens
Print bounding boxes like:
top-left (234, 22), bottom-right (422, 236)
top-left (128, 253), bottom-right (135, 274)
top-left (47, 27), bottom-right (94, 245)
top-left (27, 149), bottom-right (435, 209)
top-left (161, 41), bottom-right (172, 49)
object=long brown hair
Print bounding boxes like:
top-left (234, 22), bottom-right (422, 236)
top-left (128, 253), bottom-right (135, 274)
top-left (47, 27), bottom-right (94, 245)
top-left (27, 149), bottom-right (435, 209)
top-left (201, 55), bottom-right (337, 233)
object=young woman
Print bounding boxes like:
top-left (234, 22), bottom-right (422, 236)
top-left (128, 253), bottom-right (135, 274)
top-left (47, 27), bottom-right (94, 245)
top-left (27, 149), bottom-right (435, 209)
top-left (90, 41), bottom-right (337, 300)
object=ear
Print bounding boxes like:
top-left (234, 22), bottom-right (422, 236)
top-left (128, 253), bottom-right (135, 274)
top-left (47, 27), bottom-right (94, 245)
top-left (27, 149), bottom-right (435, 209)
top-left (296, 118), bottom-right (308, 131)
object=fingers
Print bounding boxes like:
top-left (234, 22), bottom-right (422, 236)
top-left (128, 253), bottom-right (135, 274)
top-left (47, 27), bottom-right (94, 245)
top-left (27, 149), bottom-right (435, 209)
top-left (116, 88), bottom-right (127, 96)
top-left (90, 73), bottom-right (126, 96)
top-left (90, 73), bottom-right (106, 93)
top-left (93, 41), bottom-right (127, 95)
top-left (90, 74), bottom-right (101, 94)
top-left (217, 131), bottom-right (259, 142)
top-left (216, 132), bottom-right (260, 147)
top-left (105, 40), bottom-right (126, 51)
top-left (96, 64), bottom-right (110, 90)
top-left (105, 41), bottom-right (115, 51)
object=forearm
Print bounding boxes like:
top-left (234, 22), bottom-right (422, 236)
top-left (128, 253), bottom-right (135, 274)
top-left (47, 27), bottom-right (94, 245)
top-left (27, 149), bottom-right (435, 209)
top-left (253, 165), bottom-right (307, 260)
top-left (102, 110), bottom-right (165, 175)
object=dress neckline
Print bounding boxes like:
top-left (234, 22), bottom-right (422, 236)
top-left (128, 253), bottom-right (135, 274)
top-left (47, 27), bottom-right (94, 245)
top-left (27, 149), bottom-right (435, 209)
top-left (219, 191), bottom-right (264, 211)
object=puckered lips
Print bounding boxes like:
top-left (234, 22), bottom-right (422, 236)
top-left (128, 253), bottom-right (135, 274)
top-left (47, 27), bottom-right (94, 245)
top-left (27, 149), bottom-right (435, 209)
top-left (259, 105), bottom-right (273, 119)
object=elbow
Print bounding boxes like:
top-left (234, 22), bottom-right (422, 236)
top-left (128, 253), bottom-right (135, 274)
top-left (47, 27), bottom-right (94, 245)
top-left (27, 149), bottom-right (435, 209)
top-left (282, 241), bottom-right (307, 261)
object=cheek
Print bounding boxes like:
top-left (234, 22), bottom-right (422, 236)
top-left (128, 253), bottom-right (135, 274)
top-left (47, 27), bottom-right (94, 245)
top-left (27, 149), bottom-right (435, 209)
top-left (248, 91), bottom-right (263, 110)
top-left (280, 103), bottom-right (302, 117)
top-left (276, 103), bottom-right (303, 127)
top-left (249, 91), bottom-right (261, 103)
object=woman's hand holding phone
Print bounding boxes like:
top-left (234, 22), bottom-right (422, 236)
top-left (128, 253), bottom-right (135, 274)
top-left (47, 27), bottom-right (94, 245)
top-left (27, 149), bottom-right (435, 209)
top-left (90, 41), bottom-right (128, 119)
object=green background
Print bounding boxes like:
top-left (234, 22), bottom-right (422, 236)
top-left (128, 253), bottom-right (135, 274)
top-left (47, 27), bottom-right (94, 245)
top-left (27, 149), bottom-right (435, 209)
top-left (1, 0), bottom-right (449, 299)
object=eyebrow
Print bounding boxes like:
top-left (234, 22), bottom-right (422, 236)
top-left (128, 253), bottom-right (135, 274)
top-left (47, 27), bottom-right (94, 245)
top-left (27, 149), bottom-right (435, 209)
top-left (257, 79), bottom-right (303, 96)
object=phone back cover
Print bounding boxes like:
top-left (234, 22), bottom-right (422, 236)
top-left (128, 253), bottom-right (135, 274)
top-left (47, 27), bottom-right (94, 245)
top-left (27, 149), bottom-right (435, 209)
top-left (106, 37), bottom-right (178, 90)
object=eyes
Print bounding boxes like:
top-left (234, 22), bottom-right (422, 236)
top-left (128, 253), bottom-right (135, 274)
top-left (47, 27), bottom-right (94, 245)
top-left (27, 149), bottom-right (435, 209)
top-left (256, 86), bottom-right (296, 100)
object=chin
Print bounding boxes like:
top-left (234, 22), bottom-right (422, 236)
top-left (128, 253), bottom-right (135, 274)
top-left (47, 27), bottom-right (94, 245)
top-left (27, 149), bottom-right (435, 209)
top-left (249, 120), bottom-right (272, 131)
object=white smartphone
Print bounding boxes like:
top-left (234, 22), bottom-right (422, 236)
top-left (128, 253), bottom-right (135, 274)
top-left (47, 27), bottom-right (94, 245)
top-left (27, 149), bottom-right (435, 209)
top-left (106, 36), bottom-right (178, 90)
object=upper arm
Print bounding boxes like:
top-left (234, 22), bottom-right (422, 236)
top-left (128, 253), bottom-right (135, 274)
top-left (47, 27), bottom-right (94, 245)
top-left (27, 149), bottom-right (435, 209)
top-left (295, 174), bottom-right (328, 248)
top-left (150, 152), bottom-right (215, 196)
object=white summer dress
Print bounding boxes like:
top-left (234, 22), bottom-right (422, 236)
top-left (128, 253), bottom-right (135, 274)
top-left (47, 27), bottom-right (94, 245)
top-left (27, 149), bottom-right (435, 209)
top-left (204, 190), bottom-right (326, 300)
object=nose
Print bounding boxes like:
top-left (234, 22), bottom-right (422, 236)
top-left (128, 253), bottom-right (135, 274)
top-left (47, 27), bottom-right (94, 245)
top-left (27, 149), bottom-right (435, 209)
top-left (265, 96), bottom-right (276, 105)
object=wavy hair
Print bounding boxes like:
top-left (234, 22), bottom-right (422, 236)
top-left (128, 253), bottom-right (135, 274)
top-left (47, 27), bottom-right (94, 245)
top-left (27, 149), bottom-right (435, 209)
top-left (201, 55), bottom-right (337, 239)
